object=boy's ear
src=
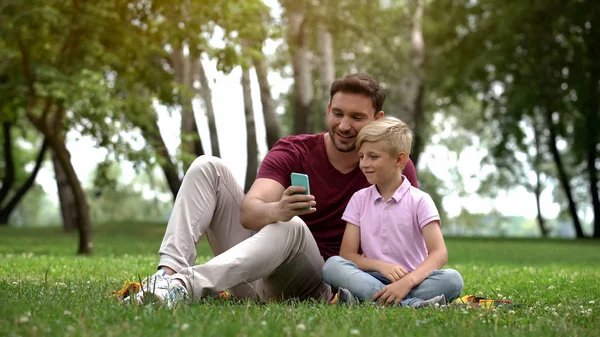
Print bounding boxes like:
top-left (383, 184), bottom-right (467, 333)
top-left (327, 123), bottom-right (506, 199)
top-left (396, 152), bottom-right (407, 168)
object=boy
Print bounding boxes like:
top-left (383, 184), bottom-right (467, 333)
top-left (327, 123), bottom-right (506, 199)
top-left (322, 117), bottom-right (463, 307)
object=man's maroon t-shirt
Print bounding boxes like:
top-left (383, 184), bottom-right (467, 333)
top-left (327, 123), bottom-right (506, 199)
top-left (256, 133), bottom-right (418, 260)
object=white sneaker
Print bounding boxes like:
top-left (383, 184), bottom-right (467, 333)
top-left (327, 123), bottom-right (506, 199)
top-left (336, 287), bottom-right (359, 306)
top-left (417, 294), bottom-right (447, 308)
top-left (132, 270), bottom-right (188, 308)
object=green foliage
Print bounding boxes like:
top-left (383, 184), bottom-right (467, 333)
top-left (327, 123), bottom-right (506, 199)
top-left (87, 186), bottom-right (171, 225)
top-left (87, 162), bottom-right (172, 224)
top-left (1, 223), bottom-right (600, 336)
top-left (417, 167), bottom-right (449, 224)
top-left (7, 184), bottom-right (60, 227)
top-left (426, 0), bottom-right (599, 227)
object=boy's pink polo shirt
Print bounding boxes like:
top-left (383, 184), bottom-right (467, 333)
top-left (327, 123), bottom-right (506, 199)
top-left (342, 177), bottom-right (440, 272)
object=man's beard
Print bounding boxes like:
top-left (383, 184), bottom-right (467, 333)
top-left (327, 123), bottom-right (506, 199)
top-left (329, 129), bottom-right (356, 153)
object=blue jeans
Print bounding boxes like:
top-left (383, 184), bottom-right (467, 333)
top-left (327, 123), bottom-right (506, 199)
top-left (322, 256), bottom-right (464, 307)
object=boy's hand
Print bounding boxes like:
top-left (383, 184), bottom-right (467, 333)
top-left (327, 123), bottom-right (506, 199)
top-left (373, 280), bottom-right (412, 305)
top-left (377, 261), bottom-right (409, 282)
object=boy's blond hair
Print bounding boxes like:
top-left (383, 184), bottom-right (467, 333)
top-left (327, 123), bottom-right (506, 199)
top-left (356, 117), bottom-right (412, 158)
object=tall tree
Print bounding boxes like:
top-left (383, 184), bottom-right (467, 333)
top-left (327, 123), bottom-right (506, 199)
top-left (196, 58), bottom-right (220, 157)
top-left (170, 46), bottom-right (205, 172)
top-left (253, 50), bottom-right (280, 150)
top-left (316, 11), bottom-right (335, 132)
top-left (399, 0), bottom-right (426, 166)
top-left (0, 123), bottom-right (48, 225)
top-left (282, 0), bottom-right (314, 135)
top-left (241, 62), bottom-right (258, 193)
top-left (52, 147), bottom-right (77, 232)
top-left (427, 0), bottom-right (597, 237)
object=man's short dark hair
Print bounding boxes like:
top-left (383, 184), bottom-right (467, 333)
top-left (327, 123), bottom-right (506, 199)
top-left (329, 73), bottom-right (386, 113)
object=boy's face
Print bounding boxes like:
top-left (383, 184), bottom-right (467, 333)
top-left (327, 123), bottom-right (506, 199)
top-left (358, 141), bottom-right (404, 185)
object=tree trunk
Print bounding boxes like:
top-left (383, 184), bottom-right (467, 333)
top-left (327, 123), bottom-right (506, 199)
top-left (583, 13), bottom-right (600, 238)
top-left (317, 21), bottom-right (335, 132)
top-left (587, 141), bottom-right (599, 238)
top-left (399, 0), bottom-right (426, 167)
top-left (545, 108), bottom-right (585, 238)
top-left (287, 6), bottom-right (314, 135)
top-left (196, 57), bottom-right (220, 157)
top-left (53, 147), bottom-right (78, 232)
top-left (534, 178), bottom-right (547, 238)
top-left (27, 103), bottom-right (93, 254)
top-left (133, 106), bottom-right (182, 200)
top-left (253, 52), bottom-right (280, 150)
top-left (0, 121), bottom-right (15, 205)
top-left (171, 46), bottom-right (204, 172)
top-left (532, 122), bottom-right (548, 237)
top-left (242, 65), bottom-right (258, 193)
top-left (51, 134), bottom-right (93, 254)
top-left (0, 139), bottom-right (48, 225)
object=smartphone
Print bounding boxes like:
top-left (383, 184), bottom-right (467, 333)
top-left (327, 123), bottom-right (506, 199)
top-left (290, 172), bottom-right (310, 195)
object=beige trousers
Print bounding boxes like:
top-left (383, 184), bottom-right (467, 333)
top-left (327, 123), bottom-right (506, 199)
top-left (158, 156), bottom-right (332, 302)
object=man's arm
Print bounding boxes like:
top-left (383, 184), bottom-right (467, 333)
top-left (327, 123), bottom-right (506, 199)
top-left (240, 178), bottom-right (316, 232)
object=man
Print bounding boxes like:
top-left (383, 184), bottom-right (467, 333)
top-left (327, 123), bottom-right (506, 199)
top-left (128, 73), bottom-right (418, 307)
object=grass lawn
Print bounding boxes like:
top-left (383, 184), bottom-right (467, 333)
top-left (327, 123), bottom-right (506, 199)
top-left (1, 222), bottom-right (599, 337)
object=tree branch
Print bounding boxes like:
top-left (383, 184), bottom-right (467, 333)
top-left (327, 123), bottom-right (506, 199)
top-left (56, 0), bottom-right (82, 69)
top-left (0, 122), bottom-right (15, 205)
top-left (0, 138), bottom-right (49, 224)
top-left (16, 32), bottom-right (36, 101)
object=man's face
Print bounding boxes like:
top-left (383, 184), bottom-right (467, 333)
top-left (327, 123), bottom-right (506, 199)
top-left (327, 92), bottom-right (383, 153)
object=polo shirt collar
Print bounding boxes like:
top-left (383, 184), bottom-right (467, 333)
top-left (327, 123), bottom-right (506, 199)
top-left (370, 176), bottom-right (412, 203)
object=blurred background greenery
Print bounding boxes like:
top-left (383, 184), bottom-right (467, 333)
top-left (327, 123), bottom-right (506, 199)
top-left (1, 0), bottom-right (598, 254)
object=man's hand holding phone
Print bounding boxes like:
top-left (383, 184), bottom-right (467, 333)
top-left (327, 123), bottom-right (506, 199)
top-left (276, 173), bottom-right (316, 222)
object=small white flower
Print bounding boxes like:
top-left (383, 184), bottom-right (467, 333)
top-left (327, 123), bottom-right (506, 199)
top-left (181, 323), bottom-right (190, 331)
top-left (508, 310), bottom-right (515, 314)
top-left (296, 323), bottom-right (306, 331)
top-left (529, 280), bottom-right (534, 284)
top-left (261, 321), bottom-right (267, 327)
top-left (18, 316), bottom-right (29, 324)
top-left (63, 310), bottom-right (71, 316)
top-left (350, 329), bottom-right (360, 335)
top-left (66, 325), bottom-right (75, 332)
top-left (589, 301), bottom-right (595, 304)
